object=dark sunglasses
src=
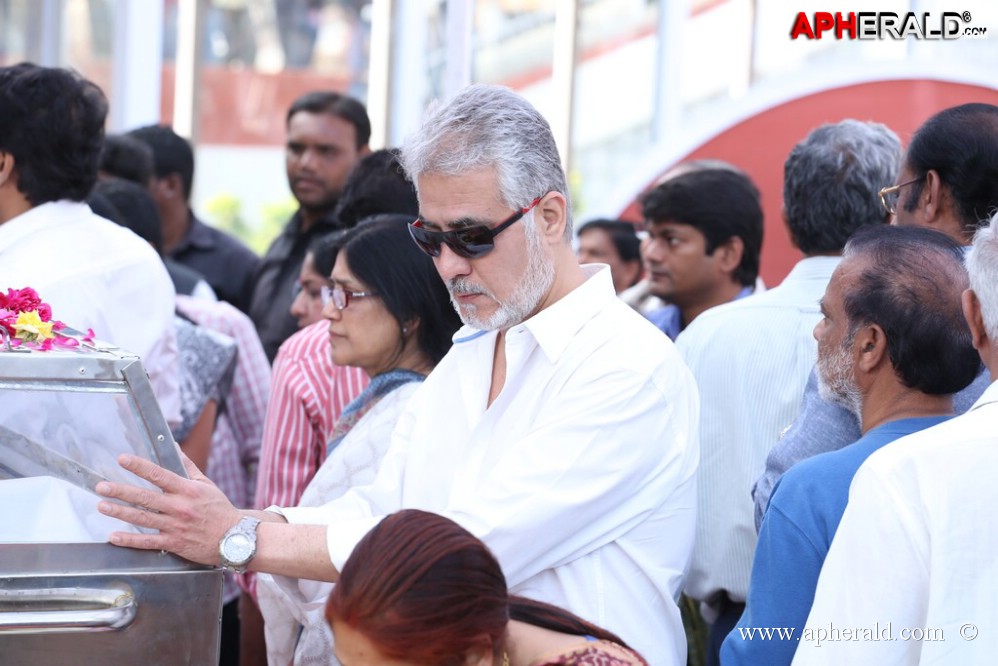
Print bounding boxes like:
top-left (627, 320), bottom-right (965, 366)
top-left (408, 197), bottom-right (542, 259)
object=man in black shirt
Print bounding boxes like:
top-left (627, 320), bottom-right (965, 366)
top-left (128, 125), bottom-right (260, 313)
top-left (249, 91), bottom-right (370, 361)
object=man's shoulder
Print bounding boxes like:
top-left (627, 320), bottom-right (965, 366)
top-left (190, 216), bottom-right (258, 261)
top-left (592, 296), bottom-right (683, 358)
top-left (777, 443), bottom-right (858, 503)
top-left (861, 405), bottom-right (998, 481)
top-left (576, 299), bottom-right (695, 398)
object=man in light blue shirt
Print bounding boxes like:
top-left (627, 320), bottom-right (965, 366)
top-left (753, 102), bottom-right (998, 529)
top-left (723, 225), bottom-right (981, 665)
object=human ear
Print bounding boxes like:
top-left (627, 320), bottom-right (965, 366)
top-left (855, 323), bottom-right (887, 374)
top-left (716, 236), bottom-right (744, 276)
top-left (462, 643), bottom-right (494, 666)
top-left (920, 169), bottom-right (944, 224)
top-left (962, 288), bottom-right (988, 353)
top-left (536, 191), bottom-right (569, 242)
top-left (0, 151), bottom-right (14, 187)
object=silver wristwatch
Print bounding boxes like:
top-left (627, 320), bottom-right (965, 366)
top-left (218, 516), bottom-right (262, 573)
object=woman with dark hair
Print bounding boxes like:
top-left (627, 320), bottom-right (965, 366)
top-left (327, 509), bottom-right (648, 666)
top-left (258, 215), bottom-right (462, 664)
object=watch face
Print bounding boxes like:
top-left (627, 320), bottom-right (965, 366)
top-left (223, 533), bottom-right (253, 564)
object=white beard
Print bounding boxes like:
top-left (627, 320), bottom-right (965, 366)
top-left (447, 212), bottom-right (555, 331)
top-left (816, 338), bottom-right (863, 420)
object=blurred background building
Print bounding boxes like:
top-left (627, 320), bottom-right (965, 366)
top-left (2, 0), bottom-right (996, 282)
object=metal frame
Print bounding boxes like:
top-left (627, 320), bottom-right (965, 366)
top-left (0, 347), bottom-right (185, 478)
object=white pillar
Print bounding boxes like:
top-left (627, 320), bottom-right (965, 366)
top-left (652, 0), bottom-right (687, 145)
top-left (386, 0), bottom-right (429, 147)
top-left (443, 0), bottom-right (473, 100)
top-left (173, 0), bottom-right (206, 143)
top-left (109, 0), bottom-right (164, 132)
top-left (367, 0), bottom-right (395, 149)
top-left (552, 0), bottom-right (579, 175)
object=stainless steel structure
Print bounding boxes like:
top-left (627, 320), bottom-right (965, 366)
top-left (0, 340), bottom-right (222, 664)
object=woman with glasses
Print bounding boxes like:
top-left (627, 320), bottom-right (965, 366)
top-left (326, 509), bottom-right (648, 666)
top-left (289, 233), bottom-right (340, 330)
top-left (257, 214), bottom-right (461, 665)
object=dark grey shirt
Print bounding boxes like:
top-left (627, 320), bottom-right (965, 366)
top-left (249, 210), bottom-right (342, 363)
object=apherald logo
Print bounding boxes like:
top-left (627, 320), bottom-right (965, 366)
top-left (790, 11), bottom-right (987, 40)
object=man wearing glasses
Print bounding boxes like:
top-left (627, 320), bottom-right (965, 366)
top-left (97, 84), bottom-right (699, 664)
top-left (754, 102), bottom-right (998, 532)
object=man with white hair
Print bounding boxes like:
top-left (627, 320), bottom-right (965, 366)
top-left (794, 212), bottom-right (998, 664)
top-left (97, 84), bottom-right (699, 664)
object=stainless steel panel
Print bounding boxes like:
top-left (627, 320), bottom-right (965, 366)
top-left (0, 544), bottom-right (222, 665)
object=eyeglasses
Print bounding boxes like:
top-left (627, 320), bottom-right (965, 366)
top-left (408, 196), bottom-right (543, 259)
top-left (878, 177), bottom-right (922, 215)
top-left (320, 284), bottom-right (377, 310)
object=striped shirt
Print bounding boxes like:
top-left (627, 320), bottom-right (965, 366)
top-left (676, 256), bottom-right (840, 612)
top-left (255, 320), bottom-right (368, 509)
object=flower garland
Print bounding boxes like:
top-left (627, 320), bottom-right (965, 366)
top-left (0, 287), bottom-right (95, 351)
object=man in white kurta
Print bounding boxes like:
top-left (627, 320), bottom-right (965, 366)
top-left (794, 215), bottom-right (998, 666)
top-left (0, 202), bottom-right (179, 424)
top-left (0, 64), bottom-right (179, 426)
top-left (97, 84), bottom-right (699, 665)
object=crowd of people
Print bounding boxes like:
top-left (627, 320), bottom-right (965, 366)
top-left (1, 61), bottom-right (996, 666)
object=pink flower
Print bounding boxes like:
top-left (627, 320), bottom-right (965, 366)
top-left (4, 287), bottom-right (42, 313)
top-left (0, 286), bottom-right (93, 352)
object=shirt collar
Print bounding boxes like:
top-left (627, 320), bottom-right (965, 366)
top-left (0, 201), bottom-right (89, 254)
top-left (782, 255), bottom-right (842, 282)
top-left (285, 209), bottom-right (341, 239)
top-left (969, 377), bottom-right (998, 411)
top-left (515, 264), bottom-right (616, 364)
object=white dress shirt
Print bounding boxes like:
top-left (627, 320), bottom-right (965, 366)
top-left (276, 265), bottom-right (700, 664)
top-left (0, 201), bottom-right (180, 425)
top-left (794, 378), bottom-right (998, 666)
top-left (676, 256), bottom-right (840, 613)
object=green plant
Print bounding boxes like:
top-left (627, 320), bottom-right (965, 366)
top-left (203, 193), bottom-right (297, 255)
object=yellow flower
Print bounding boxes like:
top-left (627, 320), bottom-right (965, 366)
top-left (13, 310), bottom-right (54, 342)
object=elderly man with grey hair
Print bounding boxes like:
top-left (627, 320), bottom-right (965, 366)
top-left (753, 103), bottom-right (998, 530)
top-left (795, 212), bottom-right (998, 665)
top-left (675, 119), bottom-right (900, 666)
top-left (95, 84), bottom-right (699, 664)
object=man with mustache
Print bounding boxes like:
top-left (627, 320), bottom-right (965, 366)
top-left (249, 91), bottom-right (371, 361)
top-left (722, 225), bottom-right (979, 665)
top-left (795, 215), bottom-right (998, 665)
top-left (97, 84), bottom-right (699, 664)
